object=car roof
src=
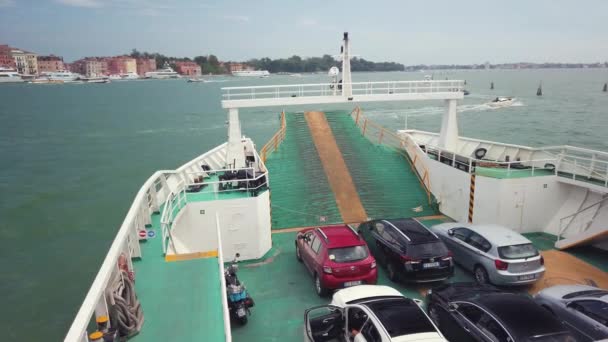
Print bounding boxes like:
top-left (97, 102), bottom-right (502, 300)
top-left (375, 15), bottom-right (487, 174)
top-left (308, 225), bottom-right (364, 248)
top-left (475, 293), bottom-right (567, 339)
top-left (381, 218), bottom-right (439, 244)
top-left (433, 222), bottom-right (530, 246)
top-left (331, 285), bottom-right (402, 307)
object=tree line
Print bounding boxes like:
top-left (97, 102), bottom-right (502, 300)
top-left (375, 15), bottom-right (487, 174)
top-left (129, 49), bottom-right (405, 74)
top-left (247, 55), bottom-right (405, 73)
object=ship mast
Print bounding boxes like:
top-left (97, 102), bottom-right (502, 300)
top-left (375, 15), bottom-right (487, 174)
top-left (341, 32), bottom-right (353, 98)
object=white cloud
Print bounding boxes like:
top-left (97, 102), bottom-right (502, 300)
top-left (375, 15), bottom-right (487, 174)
top-left (223, 15), bottom-right (250, 23)
top-left (56, 0), bottom-right (103, 8)
top-left (0, 0), bottom-right (15, 8)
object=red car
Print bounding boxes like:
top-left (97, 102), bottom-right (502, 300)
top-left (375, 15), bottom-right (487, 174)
top-left (295, 225), bottom-right (377, 296)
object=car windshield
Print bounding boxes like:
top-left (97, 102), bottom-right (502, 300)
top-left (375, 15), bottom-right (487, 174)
top-left (527, 332), bottom-right (577, 342)
top-left (497, 243), bottom-right (538, 260)
top-left (328, 246), bottom-right (368, 263)
top-left (409, 241), bottom-right (448, 258)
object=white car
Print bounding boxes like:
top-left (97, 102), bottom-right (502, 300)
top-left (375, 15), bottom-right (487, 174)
top-left (304, 285), bottom-right (447, 342)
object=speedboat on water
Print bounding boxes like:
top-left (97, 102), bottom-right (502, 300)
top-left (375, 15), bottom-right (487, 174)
top-left (187, 78), bottom-right (206, 83)
top-left (487, 96), bottom-right (515, 107)
top-left (65, 32), bottom-right (608, 342)
top-left (121, 72), bottom-right (140, 80)
top-left (80, 76), bottom-right (110, 83)
top-left (0, 67), bottom-right (23, 83)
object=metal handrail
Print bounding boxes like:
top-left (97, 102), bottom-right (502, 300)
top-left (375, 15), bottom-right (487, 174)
top-left (215, 213), bottom-right (232, 342)
top-left (161, 180), bottom-right (187, 254)
top-left (557, 195), bottom-right (608, 241)
top-left (260, 111), bottom-right (286, 162)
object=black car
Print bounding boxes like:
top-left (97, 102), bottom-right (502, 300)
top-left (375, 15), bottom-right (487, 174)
top-left (359, 218), bottom-right (454, 282)
top-left (426, 283), bottom-right (577, 342)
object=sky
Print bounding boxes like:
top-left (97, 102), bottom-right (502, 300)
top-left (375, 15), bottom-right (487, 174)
top-left (1, 0), bottom-right (607, 64)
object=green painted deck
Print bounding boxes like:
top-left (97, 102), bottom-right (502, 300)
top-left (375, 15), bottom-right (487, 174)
top-left (326, 112), bottom-right (437, 219)
top-left (265, 113), bottom-right (342, 228)
top-left (265, 111), bottom-right (437, 229)
top-left (131, 212), bottom-right (225, 342)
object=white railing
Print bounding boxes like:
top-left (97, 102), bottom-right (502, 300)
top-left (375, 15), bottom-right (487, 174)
top-left (222, 80), bottom-right (465, 101)
top-left (216, 213), bottom-right (232, 342)
top-left (541, 146), bottom-right (608, 186)
top-left (161, 180), bottom-right (188, 254)
top-left (64, 170), bottom-right (176, 342)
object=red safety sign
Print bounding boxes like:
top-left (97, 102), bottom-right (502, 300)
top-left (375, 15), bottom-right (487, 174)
top-left (138, 230), bottom-right (147, 238)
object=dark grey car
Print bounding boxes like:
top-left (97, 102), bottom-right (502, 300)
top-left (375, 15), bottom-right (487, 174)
top-left (535, 284), bottom-right (608, 341)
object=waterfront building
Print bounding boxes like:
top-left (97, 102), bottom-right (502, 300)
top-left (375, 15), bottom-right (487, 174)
top-left (136, 58), bottom-right (156, 76)
top-left (37, 55), bottom-right (65, 73)
top-left (175, 61), bottom-right (201, 76)
top-left (71, 58), bottom-right (108, 77)
top-left (11, 48), bottom-right (38, 75)
top-left (0, 45), bottom-right (16, 69)
top-left (227, 62), bottom-right (253, 72)
top-left (107, 56), bottom-right (137, 75)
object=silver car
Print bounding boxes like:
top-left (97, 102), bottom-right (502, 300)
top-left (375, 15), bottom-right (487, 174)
top-left (535, 285), bottom-right (608, 342)
top-left (430, 223), bottom-right (545, 285)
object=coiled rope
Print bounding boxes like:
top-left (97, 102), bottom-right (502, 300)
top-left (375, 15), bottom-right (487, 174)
top-left (112, 270), bottom-right (144, 339)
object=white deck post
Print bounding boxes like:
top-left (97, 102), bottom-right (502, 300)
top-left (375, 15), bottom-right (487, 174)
top-left (225, 108), bottom-right (246, 170)
top-left (438, 99), bottom-right (459, 152)
top-left (341, 32), bottom-right (353, 98)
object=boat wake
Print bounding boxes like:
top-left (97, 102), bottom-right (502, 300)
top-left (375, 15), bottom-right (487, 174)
top-left (366, 101), bottom-right (525, 119)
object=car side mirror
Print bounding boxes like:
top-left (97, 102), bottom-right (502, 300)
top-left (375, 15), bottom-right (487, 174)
top-left (448, 229), bottom-right (455, 236)
top-left (448, 303), bottom-right (458, 312)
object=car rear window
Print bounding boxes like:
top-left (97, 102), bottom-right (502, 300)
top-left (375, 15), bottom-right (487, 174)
top-left (497, 243), bottom-right (538, 260)
top-left (328, 246), bottom-right (368, 263)
top-left (408, 241), bottom-right (448, 258)
top-left (364, 298), bottom-right (436, 337)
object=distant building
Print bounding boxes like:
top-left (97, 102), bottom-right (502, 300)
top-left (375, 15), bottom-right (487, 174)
top-left (0, 45), bottom-right (16, 69)
top-left (175, 61), bottom-right (201, 76)
top-left (227, 62), bottom-right (253, 72)
top-left (107, 56), bottom-right (137, 75)
top-left (37, 55), bottom-right (65, 73)
top-left (11, 48), bottom-right (38, 75)
top-left (136, 58), bottom-right (156, 76)
top-left (71, 58), bottom-right (108, 77)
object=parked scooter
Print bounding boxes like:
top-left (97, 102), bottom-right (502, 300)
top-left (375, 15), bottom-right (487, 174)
top-left (224, 253), bottom-right (254, 325)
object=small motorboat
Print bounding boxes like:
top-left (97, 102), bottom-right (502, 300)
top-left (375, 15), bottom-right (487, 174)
top-left (187, 78), bottom-right (206, 83)
top-left (487, 96), bottom-right (515, 108)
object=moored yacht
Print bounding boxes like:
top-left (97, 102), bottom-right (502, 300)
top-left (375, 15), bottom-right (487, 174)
top-left (42, 70), bottom-right (80, 83)
top-left (121, 72), bottom-right (140, 80)
top-left (145, 64), bottom-right (179, 79)
top-left (65, 33), bottom-right (608, 342)
top-left (0, 67), bottom-right (23, 83)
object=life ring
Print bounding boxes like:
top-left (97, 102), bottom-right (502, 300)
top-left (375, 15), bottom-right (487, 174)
top-left (544, 163), bottom-right (556, 171)
top-left (329, 84), bottom-right (335, 89)
top-left (474, 148), bottom-right (487, 159)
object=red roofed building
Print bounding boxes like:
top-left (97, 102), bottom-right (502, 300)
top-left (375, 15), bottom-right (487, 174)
top-left (175, 61), bottom-right (201, 76)
top-left (0, 45), bottom-right (16, 69)
top-left (136, 58), bottom-right (156, 76)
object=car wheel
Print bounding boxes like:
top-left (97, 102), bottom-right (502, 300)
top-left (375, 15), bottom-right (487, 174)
top-left (428, 303), bottom-right (441, 328)
top-left (474, 265), bottom-right (489, 284)
top-left (295, 243), bottom-right (302, 262)
top-left (315, 274), bottom-right (328, 297)
top-left (387, 262), bottom-right (398, 282)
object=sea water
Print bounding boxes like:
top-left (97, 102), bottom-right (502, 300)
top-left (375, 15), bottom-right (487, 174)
top-left (1, 69), bottom-right (607, 340)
